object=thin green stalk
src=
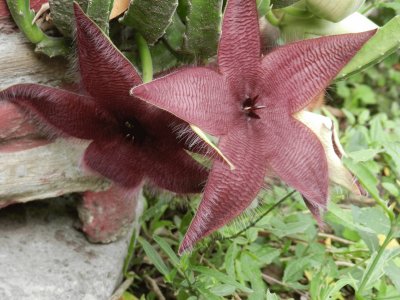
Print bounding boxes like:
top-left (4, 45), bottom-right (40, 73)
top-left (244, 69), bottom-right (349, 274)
top-left (356, 222), bottom-right (396, 298)
top-left (373, 196), bottom-right (395, 223)
top-left (123, 227), bottom-right (138, 277)
top-left (135, 33), bottom-right (153, 83)
top-left (224, 190), bottom-right (296, 240)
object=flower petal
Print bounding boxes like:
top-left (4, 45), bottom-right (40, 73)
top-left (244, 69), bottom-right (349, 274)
top-left (132, 67), bottom-right (238, 136)
top-left (73, 3), bottom-right (144, 107)
top-left (265, 114), bottom-right (329, 211)
top-left (144, 145), bottom-right (209, 194)
top-left (83, 138), bottom-right (145, 188)
top-left (84, 136), bottom-right (208, 193)
top-left (261, 30), bottom-right (376, 113)
top-left (218, 0), bottom-right (261, 88)
top-left (179, 123), bottom-right (268, 253)
top-left (295, 111), bottom-right (360, 194)
top-left (0, 84), bottom-right (117, 140)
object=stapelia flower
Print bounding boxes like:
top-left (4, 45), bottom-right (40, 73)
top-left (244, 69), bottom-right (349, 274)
top-left (0, 3), bottom-right (208, 194)
top-left (131, 0), bottom-right (375, 252)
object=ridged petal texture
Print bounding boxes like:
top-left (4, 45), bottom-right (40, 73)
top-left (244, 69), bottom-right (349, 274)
top-left (179, 123), bottom-right (268, 253)
top-left (132, 0), bottom-right (375, 253)
top-left (132, 67), bottom-right (237, 136)
top-left (218, 0), bottom-right (260, 90)
top-left (261, 30), bottom-right (376, 113)
top-left (0, 3), bottom-right (208, 194)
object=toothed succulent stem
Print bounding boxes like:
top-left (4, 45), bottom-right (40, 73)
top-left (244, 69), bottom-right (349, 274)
top-left (6, 0), bottom-right (44, 43)
top-left (6, 0), bottom-right (69, 57)
top-left (135, 33), bottom-right (153, 83)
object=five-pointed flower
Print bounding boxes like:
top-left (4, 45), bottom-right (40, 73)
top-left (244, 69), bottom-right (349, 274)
top-left (131, 0), bottom-right (376, 252)
top-left (0, 3), bottom-right (208, 194)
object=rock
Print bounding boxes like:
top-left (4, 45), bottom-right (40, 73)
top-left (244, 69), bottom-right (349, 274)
top-left (0, 196), bottom-right (134, 300)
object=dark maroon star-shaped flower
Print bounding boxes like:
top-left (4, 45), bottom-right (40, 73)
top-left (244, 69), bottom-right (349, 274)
top-left (0, 3), bottom-right (208, 194)
top-left (131, 0), bottom-right (375, 252)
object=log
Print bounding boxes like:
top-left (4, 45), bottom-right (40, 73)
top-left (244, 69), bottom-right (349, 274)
top-left (0, 14), bottom-right (140, 243)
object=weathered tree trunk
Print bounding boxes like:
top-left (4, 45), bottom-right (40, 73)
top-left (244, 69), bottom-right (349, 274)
top-left (0, 11), bottom-right (140, 243)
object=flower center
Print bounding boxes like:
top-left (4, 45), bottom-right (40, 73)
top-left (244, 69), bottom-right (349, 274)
top-left (242, 95), bottom-right (265, 119)
top-left (121, 119), bottom-right (146, 144)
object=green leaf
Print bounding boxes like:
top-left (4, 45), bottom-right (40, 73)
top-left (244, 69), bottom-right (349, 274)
top-left (197, 287), bottom-right (222, 300)
top-left (337, 16), bottom-right (400, 80)
top-left (138, 237), bottom-right (170, 276)
top-left (347, 148), bottom-right (382, 163)
top-left (185, 0), bottom-right (223, 60)
top-left (209, 284), bottom-right (236, 297)
top-left (359, 248), bottom-right (400, 291)
top-left (224, 242), bottom-right (239, 278)
top-left (382, 182), bottom-right (399, 197)
top-left (240, 252), bottom-right (266, 300)
top-left (120, 0), bottom-right (178, 45)
top-left (283, 256), bottom-right (311, 283)
top-left (352, 84), bottom-right (377, 105)
top-left (343, 158), bottom-right (381, 201)
top-left (321, 278), bottom-right (356, 300)
top-left (266, 289), bottom-right (280, 300)
top-left (153, 236), bottom-right (180, 267)
top-left (191, 266), bottom-right (253, 293)
top-left (122, 291), bottom-right (138, 300)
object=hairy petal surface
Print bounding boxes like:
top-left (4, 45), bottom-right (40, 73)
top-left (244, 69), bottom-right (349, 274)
top-left (84, 137), bottom-right (207, 193)
top-left (0, 84), bottom-right (116, 140)
top-left (144, 146), bottom-right (209, 194)
top-left (73, 4), bottom-right (144, 108)
top-left (83, 138), bottom-right (145, 188)
top-left (261, 30), bottom-right (376, 113)
top-left (218, 0), bottom-right (261, 89)
top-left (132, 67), bottom-right (238, 136)
top-left (179, 123), bottom-right (268, 253)
top-left (265, 114), bottom-right (329, 210)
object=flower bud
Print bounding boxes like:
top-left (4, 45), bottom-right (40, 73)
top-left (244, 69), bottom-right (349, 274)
top-left (280, 12), bottom-right (378, 43)
top-left (306, 0), bottom-right (365, 22)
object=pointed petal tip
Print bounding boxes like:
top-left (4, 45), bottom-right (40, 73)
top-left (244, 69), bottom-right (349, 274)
top-left (178, 232), bottom-right (199, 256)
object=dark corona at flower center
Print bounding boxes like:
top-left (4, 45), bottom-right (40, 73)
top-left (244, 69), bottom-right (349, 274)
top-left (242, 95), bottom-right (265, 119)
top-left (121, 119), bottom-right (147, 143)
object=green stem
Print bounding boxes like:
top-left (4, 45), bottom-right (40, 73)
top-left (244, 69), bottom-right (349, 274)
top-left (135, 33), bottom-right (153, 83)
top-left (356, 224), bottom-right (396, 298)
top-left (224, 190), bottom-right (296, 240)
top-left (266, 9), bottom-right (281, 27)
top-left (374, 196), bottom-right (395, 223)
top-left (6, 0), bottom-right (44, 43)
top-left (6, 0), bottom-right (69, 57)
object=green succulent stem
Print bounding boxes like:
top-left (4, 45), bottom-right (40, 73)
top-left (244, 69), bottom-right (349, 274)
top-left (266, 8), bottom-right (281, 27)
top-left (135, 33), bottom-right (153, 83)
top-left (6, 0), bottom-right (44, 43)
top-left (6, 0), bottom-right (69, 57)
top-left (355, 220), bottom-right (397, 299)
